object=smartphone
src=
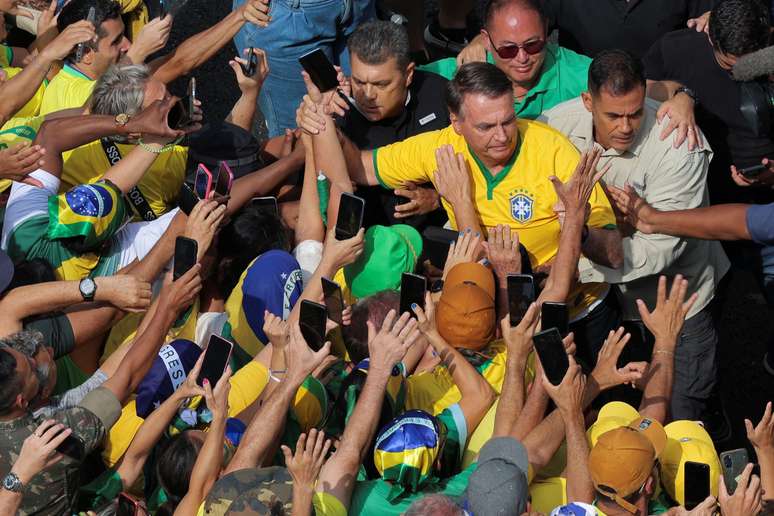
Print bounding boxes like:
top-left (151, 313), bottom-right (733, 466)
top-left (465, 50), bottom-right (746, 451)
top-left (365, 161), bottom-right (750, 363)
top-left (194, 164), bottom-right (214, 199)
top-left (532, 328), bottom-right (570, 386)
top-left (684, 461), bottom-right (711, 510)
top-left (335, 192), bottom-right (365, 241)
top-left (250, 196), bottom-right (279, 218)
top-left (422, 226), bottom-right (459, 270)
top-left (75, 7), bottom-right (96, 63)
top-left (179, 183), bottom-right (199, 215)
top-left (720, 449), bottom-right (749, 495)
top-left (197, 335), bottom-right (234, 387)
top-left (173, 236), bottom-right (198, 281)
top-left (159, 0), bottom-right (166, 18)
top-left (298, 48), bottom-right (339, 92)
top-left (739, 163), bottom-right (767, 178)
top-left (241, 47), bottom-right (258, 77)
top-left (117, 492), bottom-right (140, 516)
top-left (541, 302), bottom-right (569, 337)
top-left (299, 300), bottom-right (328, 352)
top-left (168, 97), bottom-right (191, 129)
top-left (188, 77), bottom-right (197, 120)
top-left (507, 274), bottom-right (535, 327)
top-left (321, 277), bottom-right (345, 326)
top-left (215, 161), bottom-right (234, 196)
top-left (400, 272), bottom-right (427, 318)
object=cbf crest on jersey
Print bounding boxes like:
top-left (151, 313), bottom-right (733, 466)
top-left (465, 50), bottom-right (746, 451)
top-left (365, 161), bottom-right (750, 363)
top-left (509, 189), bottom-right (534, 223)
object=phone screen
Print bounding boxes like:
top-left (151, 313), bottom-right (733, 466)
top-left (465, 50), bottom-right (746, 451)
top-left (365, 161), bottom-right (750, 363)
top-left (242, 48), bottom-right (258, 76)
top-left (507, 274), bottom-right (535, 327)
top-left (740, 164), bottom-right (767, 178)
top-left (117, 493), bottom-right (138, 516)
top-left (194, 164), bottom-right (212, 199)
top-left (720, 449), bottom-right (749, 495)
top-left (300, 300), bottom-right (328, 352)
top-left (532, 328), bottom-right (569, 386)
top-left (335, 193), bottom-right (365, 241)
top-left (400, 273), bottom-right (427, 318)
top-left (298, 48), bottom-right (339, 92)
top-left (684, 461), bottom-right (711, 509)
top-left (198, 335), bottom-right (233, 387)
top-left (179, 183), bottom-right (199, 215)
top-left (321, 278), bottom-right (344, 325)
top-left (250, 196), bottom-right (279, 217)
top-left (188, 78), bottom-right (196, 117)
top-left (541, 302), bottom-right (569, 337)
top-left (422, 227), bottom-right (458, 269)
top-left (173, 236), bottom-right (198, 281)
top-left (168, 97), bottom-right (191, 129)
top-left (215, 162), bottom-right (234, 196)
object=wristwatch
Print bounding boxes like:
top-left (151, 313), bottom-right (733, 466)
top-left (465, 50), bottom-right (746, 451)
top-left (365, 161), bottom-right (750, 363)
top-left (114, 113), bottom-right (130, 127)
top-left (2, 472), bottom-right (23, 492)
top-left (674, 86), bottom-right (699, 106)
top-left (79, 278), bottom-right (97, 302)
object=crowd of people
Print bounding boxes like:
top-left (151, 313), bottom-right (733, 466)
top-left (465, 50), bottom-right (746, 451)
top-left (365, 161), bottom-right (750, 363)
top-left (0, 0), bottom-right (772, 514)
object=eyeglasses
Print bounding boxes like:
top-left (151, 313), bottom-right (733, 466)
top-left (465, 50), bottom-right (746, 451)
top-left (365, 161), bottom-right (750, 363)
top-left (485, 31), bottom-right (546, 59)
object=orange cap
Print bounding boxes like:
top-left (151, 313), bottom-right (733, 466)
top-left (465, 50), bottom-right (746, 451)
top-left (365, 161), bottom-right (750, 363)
top-left (436, 263), bottom-right (496, 350)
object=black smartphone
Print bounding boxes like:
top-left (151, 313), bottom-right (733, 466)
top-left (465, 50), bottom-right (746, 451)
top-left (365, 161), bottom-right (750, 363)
top-left (615, 323), bottom-right (653, 369)
top-left (300, 300), bottom-right (328, 352)
top-left (168, 97), bottom-right (191, 129)
top-left (541, 301), bottom-right (569, 337)
top-left (684, 461), bottom-right (711, 510)
top-left (188, 77), bottom-right (197, 119)
top-left (400, 272), bottom-right (427, 318)
top-left (241, 47), bottom-right (259, 77)
top-left (179, 183), bottom-right (199, 215)
top-left (75, 7), bottom-right (96, 63)
top-left (507, 274), bottom-right (535, 327)
top-left (250, 196), bottom-right (279, 218)
top-left (321, 277), bottom-right (345, 325)
top-left (532, 328), bottom-right (570, 386)
top-left (335, 192), bottom-right (365, 241)
top-left (197, 335), bottom-right (233, 387)
top-left (173, 236), bottom-right (198, 281)
top-left (117, 492), bottom-right (140, 516)
top-left (720, 449), bottom-right (749, 495)
top-left (422, 226), bottom-right (459, 270)
top-left (159, 0), bottom-right (166, 18)
top-left (739, 163), bottom-right (767, 178)
top-left (214, 161), bottom-right (234, 197)
top-left (298, 48), bottom-right (339, 92)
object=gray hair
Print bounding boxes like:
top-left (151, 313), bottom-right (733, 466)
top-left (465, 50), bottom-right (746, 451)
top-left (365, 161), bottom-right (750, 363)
top-left (347, 20), bottom-right (411, 70)
top-left (0, 330), bottom-right (49, 401)
top-left (404, 494), bottom-right (465, 516)
top-left (89, 64), bottom-right (150, 143)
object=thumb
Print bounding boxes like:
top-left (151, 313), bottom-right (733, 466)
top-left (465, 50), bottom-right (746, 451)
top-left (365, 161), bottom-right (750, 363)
top-left (548, 175), bottom-right (563, 192)
top-left (280, 444), bottom-right (292, 463)
top-left (745, 418), bottom-right (755, 437)
top-left (367, 320), bottom-right (376, 343)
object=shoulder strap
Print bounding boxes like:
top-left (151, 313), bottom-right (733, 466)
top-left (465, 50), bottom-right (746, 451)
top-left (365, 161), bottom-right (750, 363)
top-left (99, 138), bottom-right (158, 221)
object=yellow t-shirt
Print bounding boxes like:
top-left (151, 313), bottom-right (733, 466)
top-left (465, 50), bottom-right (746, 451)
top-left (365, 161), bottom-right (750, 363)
top-left (1, 67), bottom-right (47, 118)
top-left (39, 63), bottom-right (95, 116)
top-left (0, 115), bottom-right (45, 193)
top-left (373, 120), bottom-right (617, 318)
top-left (61, 139), bottom-right (188, 220)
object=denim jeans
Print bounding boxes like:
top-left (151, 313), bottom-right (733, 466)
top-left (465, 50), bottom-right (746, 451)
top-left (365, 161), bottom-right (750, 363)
top-left (232, 0), bottom-right (375, 137)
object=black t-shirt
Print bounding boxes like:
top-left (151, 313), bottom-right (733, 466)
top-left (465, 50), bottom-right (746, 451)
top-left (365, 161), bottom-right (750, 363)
top-left (644, 29), bottom-right (774, 204)
top-left (543, 0), bottom-right (715, 58)
top-left (338, 70), bottom-right (450, 228)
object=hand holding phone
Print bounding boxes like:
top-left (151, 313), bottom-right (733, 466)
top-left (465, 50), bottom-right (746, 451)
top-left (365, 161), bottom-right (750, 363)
top-left (299, 48), bottom-right (340, 92)
top-left (299, 300), bottom-right (328, 351)
top-left (321, 278), bottom-right (345, 325)
top-left (241, 47), bottom-right (259, 77)
top-left (188, 77), bottom-right (197, 120)
top-left (507, 274), bottom-right (535, 327)
top-left (400, 273), bottom-right (427, 318)
top-left (422, 227), bottom-right (459, 269)
top-left (197, 335), bottom-right (234, 387)
top-left (194, 164), bottom-right (214, 199)
top-left (250, 196), bottom-right (279, 217)
top-left (173, 236), bottom-right (198, 280)
top-left (215, 161), bottom-right (234, 196)
top-left (739, 163), bottom-right (767, 178)
top-left (335, 192), bottom-right (365, 241)
top-left (532, 328), bottom-right (570, 386)
top-left (75, 7), bottom-right (96, 63)
top-left (684, 461), bottom-right (711, 510)
top-left (720, 449), bottom-right (749, 495)
top-left (541, 302), bottom-right (569, 337)
top-left (179, 183), bottom-right (199, 215)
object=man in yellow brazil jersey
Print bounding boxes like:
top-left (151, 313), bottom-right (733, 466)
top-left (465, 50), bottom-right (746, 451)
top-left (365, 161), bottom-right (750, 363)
top-left (297, 61), bottom-right (624, 367)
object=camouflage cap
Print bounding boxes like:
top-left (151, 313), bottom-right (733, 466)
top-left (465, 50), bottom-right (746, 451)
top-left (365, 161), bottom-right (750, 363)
top-left (203, 466), bottom-right (293, 516)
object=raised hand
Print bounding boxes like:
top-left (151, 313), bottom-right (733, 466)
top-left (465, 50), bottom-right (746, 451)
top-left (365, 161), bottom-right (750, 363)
top-left (606, 184), bottom-right (657, 234)
top-left (125, 97), bottom-right (185, 142)
top-left (183, 199), bottom-right (227, 261)
top-left (159, 264), bottom-right (202, 313)
top-left (484, 224), bottom-right (521, 282)
top-left (230, 47), bottom-right (269, 95)
top-left (178, 352), bottom-right (207, 399)
top-left (263, 310), bottom-right (289, 350)
top-left (40, 20), bottom-right (96, 62)
top-left (442, 230), bottom-right (482, 280)
top-left (286, 323), bottom-right (332, 383)
top-left (657, 94), bottom-right (703, 151)
top-left (591, 327), bottom-right (647, 391)
top-left (203, 365), bottom-right (232, 420)
top-left (745, 402), bottom-right (774, 452)
top-left (550, 147), bottom-right (608, 223)
top-left (500, 302), bottom-right (540, 363)
top-left (636, 275), bottom-right (697, 344)
top-left (542, 354), bottom-right (586, 417)
top-left (241, 0), bottom-right (271, 27)
top-left (719, 463), bottom-right (763, 516)
top-left (281, 429), bottom-right (332, 494)
top-left (12, 420), bottom-right (73, 484)
top-left (433, 144), bottom-right (472, 206)
top-left (0, 142), bottom-right (45, 187)
top-left (321, 227), bottom-right (365, 270)
top-left (393, 182), bottom-right (441, 220)
top-left (367, 310), bottom-right (420, 376)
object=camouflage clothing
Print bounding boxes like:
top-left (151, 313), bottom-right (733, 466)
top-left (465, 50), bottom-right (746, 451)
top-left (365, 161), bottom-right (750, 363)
top-left (0, 387), bottom-right (121, 515)
top-left (203, 466), bottom-right (293, 516)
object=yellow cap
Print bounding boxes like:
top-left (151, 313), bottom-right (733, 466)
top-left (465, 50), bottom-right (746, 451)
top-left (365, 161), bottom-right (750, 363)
top-left (660, 420), bottom-right (721, 505)
top-left (587, 402), bottom-right (666, 457)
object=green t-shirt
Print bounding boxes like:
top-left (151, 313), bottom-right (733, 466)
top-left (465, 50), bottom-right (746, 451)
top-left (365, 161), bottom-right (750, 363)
top-left (418, 43), bottom-right (591, 120)
top-left (348, 462), bottom-right (476, 515)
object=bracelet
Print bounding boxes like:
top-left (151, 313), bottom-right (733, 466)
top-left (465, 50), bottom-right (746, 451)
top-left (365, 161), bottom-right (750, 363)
top-left (269, 373), bottom-right (282, 383)
top-left (674, 86), bottom-right (699, 106)
top-left (652, 349), bottom-right (674, 356)
top-left (269, 369), bottom-right (287, 376)
top-left (137, 135), bottom-right (183, 154)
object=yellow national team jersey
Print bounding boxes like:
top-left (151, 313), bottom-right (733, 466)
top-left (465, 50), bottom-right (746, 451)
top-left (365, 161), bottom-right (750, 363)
top-left (373, 120), bottom-right (617, 318)
top-left (61, 139), bottom-right (188, 220)
top-left (2, 67), bottom-right (47, 118)
top-left (39, 63), bottom-right (95, 116)
top-left (0, 115), bottom-right (45, 193)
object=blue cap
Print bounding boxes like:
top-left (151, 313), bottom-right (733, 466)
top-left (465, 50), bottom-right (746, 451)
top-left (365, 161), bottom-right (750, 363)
top-left (135, 339), bottom-right (202, 418)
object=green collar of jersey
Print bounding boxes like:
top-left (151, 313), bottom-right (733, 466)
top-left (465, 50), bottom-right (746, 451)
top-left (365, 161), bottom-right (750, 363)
top-left (62, 63), bottom-right (94, 81)
top-left (486, 43), bottom-right (560, 115)
top-left (467, 136), bottom-right (521, 200)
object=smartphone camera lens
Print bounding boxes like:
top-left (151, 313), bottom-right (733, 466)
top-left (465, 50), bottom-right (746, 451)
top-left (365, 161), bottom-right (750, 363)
top-left (723, 455), bottom-right (732, 468)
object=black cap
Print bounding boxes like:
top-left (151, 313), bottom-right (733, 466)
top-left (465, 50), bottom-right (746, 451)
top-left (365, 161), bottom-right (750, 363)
top-left (186, 121), bottom-right (262, 179)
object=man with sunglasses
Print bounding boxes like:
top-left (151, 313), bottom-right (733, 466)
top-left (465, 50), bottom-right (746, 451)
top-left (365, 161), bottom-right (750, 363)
top-left (421, 0), bottom-right (590, 121)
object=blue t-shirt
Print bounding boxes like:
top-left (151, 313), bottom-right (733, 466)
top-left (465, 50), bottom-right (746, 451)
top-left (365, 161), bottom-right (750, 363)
top-left (746, 203), bottom-right (774, 244)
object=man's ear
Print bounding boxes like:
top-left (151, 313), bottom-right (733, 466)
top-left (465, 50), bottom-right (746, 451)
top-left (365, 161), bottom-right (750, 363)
top-left (481, 29), bottom-right (492, 53)
top-left (15, 393), bottom-right (27, 410)
top-left (450, 111), bottom-right (463, 135)
top-left (405, 62), bottom-right (415, 89)
top-left (80, 46), bottom-right (96, 66)
top-left (581, 91), bottom-right (593, 112)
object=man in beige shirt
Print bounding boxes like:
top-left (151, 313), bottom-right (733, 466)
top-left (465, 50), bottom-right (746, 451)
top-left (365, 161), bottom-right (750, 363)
top-left (541, 49), bottom-right (729, 434)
